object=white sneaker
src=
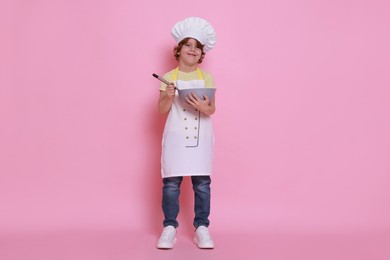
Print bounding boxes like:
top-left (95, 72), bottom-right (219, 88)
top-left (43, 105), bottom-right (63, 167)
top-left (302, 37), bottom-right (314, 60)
top-left (157, 226), bottom-right (177, 249)
top-left (194, 226), bottom-right (214, 249)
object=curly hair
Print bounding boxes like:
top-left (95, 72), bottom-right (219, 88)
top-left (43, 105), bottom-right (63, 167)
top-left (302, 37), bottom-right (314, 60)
top-left (173, 37), bottom-right (206, 64)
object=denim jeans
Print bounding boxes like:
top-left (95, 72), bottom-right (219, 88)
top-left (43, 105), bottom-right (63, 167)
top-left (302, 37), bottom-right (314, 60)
top-left (162, 176), bottom-right (211, 229)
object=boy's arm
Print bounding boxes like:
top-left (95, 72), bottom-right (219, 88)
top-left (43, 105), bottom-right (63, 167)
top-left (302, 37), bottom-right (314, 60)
top-left (158, 84), bottom-right (176, 114)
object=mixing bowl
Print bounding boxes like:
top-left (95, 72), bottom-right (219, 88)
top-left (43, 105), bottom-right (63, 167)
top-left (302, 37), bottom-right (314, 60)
top-left (178, 88), bottom-right (216, 103)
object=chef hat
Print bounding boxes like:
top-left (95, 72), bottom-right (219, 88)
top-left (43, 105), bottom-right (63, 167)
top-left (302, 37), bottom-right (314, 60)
top-left (171, 17), bottom-right (216, 52)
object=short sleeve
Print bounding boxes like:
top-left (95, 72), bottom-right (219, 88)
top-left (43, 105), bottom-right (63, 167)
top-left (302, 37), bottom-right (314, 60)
top-left (203, 72), bottom-right (215, 88)
top-left (159, 72), bottom-right (172, 91)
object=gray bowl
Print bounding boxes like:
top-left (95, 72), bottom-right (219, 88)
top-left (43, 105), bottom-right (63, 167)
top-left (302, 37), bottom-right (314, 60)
top-left (178, 88), bottom-right (216, 103)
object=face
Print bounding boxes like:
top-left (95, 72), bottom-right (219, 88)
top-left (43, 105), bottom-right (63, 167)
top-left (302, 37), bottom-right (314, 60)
top-left (178, 38), bottom-right (202, 65)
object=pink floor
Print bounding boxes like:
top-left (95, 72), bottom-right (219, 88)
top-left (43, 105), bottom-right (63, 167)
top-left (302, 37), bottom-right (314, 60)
top-left (1, 229), bottom-right (389, 260)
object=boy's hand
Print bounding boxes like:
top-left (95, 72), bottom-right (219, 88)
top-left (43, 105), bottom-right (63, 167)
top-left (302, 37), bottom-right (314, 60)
top-left (185, 92), bottom-right (214, 116)
top-left (166, 84), bottom-right (176, 99)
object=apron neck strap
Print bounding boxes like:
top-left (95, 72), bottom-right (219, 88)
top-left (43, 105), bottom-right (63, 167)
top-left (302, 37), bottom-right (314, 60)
top-left (172, 67), bottom-right (204, 81)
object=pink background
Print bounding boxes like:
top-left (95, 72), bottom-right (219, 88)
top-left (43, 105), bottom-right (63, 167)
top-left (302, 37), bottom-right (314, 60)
top-left (1, 0), bottom-right (390, 259)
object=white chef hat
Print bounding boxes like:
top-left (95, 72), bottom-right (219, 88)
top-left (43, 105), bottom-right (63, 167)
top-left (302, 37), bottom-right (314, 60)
top-left (171, 17), bottom-right (216, 52)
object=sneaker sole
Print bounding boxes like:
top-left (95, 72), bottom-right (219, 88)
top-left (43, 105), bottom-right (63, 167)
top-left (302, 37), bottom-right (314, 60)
top-left (194, 237), bottom-right (214, 249)
top-left (157, 238), bottom-right (177, 249)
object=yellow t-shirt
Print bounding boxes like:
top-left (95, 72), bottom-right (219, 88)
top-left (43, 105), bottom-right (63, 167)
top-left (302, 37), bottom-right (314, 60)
top-left (159, 68), bottom-right (215, 91)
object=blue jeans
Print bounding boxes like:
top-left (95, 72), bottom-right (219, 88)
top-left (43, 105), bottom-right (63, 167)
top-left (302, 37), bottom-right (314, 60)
top-left (162, 176), bottom-right (211, 229)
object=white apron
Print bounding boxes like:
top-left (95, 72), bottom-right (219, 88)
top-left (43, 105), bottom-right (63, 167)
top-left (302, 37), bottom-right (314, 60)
top-left (161, 68), bottom-right (214, 178)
